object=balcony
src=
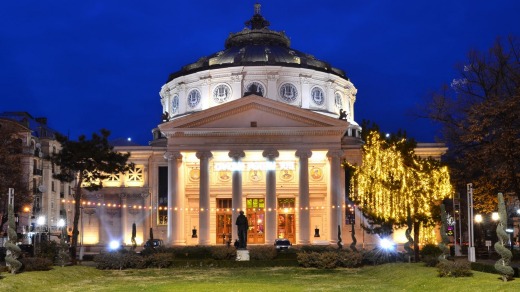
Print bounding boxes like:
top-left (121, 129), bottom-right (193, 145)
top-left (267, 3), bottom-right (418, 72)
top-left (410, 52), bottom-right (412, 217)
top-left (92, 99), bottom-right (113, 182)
top-left (33, 168), bottom-right (43, 176)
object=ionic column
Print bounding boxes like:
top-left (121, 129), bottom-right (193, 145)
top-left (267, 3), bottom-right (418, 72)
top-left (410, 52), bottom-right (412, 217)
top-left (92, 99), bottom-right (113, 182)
top-left (296, 149), bottom-right (312, 244)
top-left (165, 151), bottom-right (183, 245)
top-left (229, 150), bottom-right (245, 241)
top-left (120, 194), bottom-right (128, 244)
top-left (98, 196), bottom-right (106, 244)
top-left (141, 192), bottom-right (150, 243)
top-left (263, 149), bottom-right (279, 244)
top-left (196, 150), bottom-right (213, 245)
top-left (327, 149), bottom-right (344, 243)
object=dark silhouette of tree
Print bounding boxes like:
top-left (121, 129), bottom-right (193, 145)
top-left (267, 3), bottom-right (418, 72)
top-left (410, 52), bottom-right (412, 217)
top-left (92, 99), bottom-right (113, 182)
top-left (423, 36), bottom-right (520, 212)
top-left (50, 129), bottom-right (131, 264)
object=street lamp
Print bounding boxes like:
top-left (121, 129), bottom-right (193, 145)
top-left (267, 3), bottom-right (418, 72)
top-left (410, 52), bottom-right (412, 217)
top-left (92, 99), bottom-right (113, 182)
top-left (36, 215), bottom-right (46, 256)
top-left (492, 212), bottom-right (500, 221)
top-left (467, 183), bottom-right (476, 262)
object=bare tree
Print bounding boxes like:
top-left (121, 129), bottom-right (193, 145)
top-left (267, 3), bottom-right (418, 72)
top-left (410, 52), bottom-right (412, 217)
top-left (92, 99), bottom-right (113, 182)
top-left (423, 36), bottom-right (520, 212)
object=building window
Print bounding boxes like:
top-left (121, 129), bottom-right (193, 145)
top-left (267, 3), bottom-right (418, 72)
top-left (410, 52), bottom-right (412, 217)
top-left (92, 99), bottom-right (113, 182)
top-left (158, 166), bottom-right (168, 225)
top-left (217, 198), bottom-right (232, 209)
top-left (51, 181), bottom-right (55, 192)
top-left (334, 92), bottom-right (343, 109)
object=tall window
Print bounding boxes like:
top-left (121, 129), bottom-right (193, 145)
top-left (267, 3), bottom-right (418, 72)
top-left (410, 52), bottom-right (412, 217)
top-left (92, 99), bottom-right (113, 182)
top-left (158, 166), bottom-right (168, 225)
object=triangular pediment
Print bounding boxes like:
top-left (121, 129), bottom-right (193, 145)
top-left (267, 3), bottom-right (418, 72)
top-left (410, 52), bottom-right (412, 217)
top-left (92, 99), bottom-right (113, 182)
top-left (160, 95), bottom-right (348, 135)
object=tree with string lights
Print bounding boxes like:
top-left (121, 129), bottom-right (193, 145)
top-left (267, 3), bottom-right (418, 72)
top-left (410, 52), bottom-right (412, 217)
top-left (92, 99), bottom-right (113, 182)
top-left (351, 128), bottom-right (452, 261)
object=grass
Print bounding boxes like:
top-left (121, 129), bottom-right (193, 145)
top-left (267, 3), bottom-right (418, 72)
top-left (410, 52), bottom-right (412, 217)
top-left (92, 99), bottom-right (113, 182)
top-left (1, 263), bottom-right (519, 291)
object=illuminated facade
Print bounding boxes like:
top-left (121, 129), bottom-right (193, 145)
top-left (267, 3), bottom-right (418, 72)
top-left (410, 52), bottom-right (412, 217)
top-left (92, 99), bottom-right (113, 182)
top-left (69, 5), bottom-right (446, 248)
top-left (0, 112), bottom-right (70, 242)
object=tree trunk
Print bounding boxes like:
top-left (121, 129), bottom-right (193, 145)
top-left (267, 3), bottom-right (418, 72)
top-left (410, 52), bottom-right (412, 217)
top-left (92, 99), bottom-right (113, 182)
top-left (413, 219), bottom-right (420, 262)
top-left (70, 177), bottom-right (82, 265)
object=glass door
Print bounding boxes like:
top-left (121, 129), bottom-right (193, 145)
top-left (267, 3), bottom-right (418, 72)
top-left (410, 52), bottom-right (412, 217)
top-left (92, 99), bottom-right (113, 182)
top-left (246, 198), bottom-right (265, 244)
top-left (277, 198), bottom-right (296, 243)
top-left (216, 199), bottom-right (232, 244)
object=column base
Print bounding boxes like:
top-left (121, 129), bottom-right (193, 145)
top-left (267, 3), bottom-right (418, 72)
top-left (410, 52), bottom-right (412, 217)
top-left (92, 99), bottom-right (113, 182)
top-left (236, 249), bottom-right (250, 261)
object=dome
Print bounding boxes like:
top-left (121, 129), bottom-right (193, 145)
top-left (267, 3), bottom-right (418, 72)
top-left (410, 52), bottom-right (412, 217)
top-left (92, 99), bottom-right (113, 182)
top-left (160, 4), bottom-right (357, 126)
top-left (167, 5), bottom-right (346, 82)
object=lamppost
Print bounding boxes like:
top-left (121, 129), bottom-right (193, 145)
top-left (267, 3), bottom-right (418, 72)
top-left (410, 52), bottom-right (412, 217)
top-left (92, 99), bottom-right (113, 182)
top-left (36, 215), bottom-right (46, 256)
top-left (57, 218), bottom-right (65, 238)
top-left (475, 214), bottom-right (483, 248)
top-left (467, 183), bottom-right (476, 262)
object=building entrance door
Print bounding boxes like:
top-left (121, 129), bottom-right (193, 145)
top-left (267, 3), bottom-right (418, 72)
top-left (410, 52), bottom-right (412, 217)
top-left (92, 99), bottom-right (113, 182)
top-left (277, 198), bottom-right (296, 242)
top-left (246, 198), bottom-right (265, 244)
top-left (216, 199), bottom-right (232, 245)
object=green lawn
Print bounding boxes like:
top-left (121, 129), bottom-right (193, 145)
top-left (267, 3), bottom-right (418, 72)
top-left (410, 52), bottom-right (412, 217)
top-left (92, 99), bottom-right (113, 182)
top-left (0, 263), bottom-right (518, 291)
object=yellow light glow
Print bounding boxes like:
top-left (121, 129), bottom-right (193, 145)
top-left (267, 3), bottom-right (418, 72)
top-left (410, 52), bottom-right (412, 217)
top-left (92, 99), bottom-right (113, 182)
top-left (475, 214), bottom-right (483, 223)
top-left (352, 131), bottom-right (453, 244)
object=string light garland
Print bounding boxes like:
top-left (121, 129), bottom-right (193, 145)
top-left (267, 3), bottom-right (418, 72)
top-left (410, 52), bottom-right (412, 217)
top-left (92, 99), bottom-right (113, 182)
top-left (61, 199), bottom-right (343, 212)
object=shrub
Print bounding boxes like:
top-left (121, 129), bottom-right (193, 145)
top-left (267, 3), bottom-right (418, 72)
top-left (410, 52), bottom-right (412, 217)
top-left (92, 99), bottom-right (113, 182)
top-left (37, 240), bottom-right (60, 263)
top-left (297, 251), bottom-right (362, 269)
top-left (249, 246), bottom-right (277, 260)
top-left (336, 250), bottom-right (363, 268)
top-left (141, 253), bottom-right (175, 269)
top-left (297, 252), bottom-right (323, 268)
top-left (420, 244), bottom-right (442, 267)
top-left (94, 251), bottom-right (143, 270)
top-left (20, 257), bottom-right (53, 272)
top-left (171, 246), bottom-right (212, 259)
top-left (211, 246), bottom-right (236, 260)
top-left (362, 247), bottom-right (401, 265)
top-left (437, 260), bottom-right (473, 277)
top-left (298, 245), bottom-right (335, 253)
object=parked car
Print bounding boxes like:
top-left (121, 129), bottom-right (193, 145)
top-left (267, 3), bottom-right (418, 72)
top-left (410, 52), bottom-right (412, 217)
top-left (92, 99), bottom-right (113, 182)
top-left (144, 239), bottom-right (163, 249)
top-left (274, 238), bottom-right (292, 250)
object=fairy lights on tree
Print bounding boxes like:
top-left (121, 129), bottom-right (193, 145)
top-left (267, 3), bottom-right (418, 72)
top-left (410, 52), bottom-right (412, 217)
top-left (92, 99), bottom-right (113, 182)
top-left (351, 130), bottom-right (452, 261)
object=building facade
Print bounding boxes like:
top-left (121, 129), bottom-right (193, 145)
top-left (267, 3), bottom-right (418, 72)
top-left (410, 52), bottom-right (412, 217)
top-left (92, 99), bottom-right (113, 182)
top-left (57, 6), bottom-right (446, 249)
top-left (0, 112), bottom-right (70, 243)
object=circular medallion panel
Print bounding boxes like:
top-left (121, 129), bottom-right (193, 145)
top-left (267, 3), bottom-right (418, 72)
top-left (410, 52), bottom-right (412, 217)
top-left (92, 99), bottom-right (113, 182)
top-left (213, 84), bottom-right (232, 103)
top-left (279, 83), bottom-right (298, 103)
top-left (311, 87), bottom-right (325, 106)
top-left (172, 95), bottom-right (179, 113)
top-left (187, 89), bottom-right (201, 108)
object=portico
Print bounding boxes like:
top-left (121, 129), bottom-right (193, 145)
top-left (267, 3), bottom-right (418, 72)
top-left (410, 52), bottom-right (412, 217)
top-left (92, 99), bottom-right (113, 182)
top-left (159, 95), bottom-right (351, 245)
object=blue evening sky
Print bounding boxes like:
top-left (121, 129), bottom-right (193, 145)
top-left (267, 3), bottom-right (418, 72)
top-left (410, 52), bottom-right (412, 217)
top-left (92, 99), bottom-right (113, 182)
top-left (1, 1), bottom-right (519, 144)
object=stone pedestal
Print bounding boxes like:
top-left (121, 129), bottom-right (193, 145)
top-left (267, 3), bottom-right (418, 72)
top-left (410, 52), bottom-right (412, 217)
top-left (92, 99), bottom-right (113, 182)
top-left (236, 249), bottom-right (250, 261)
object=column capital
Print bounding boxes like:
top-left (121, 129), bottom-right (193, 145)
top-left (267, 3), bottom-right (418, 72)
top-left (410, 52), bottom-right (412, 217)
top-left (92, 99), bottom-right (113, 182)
top-left (295, 149), bottom-right (312, 159)
top-left (164, 151), bottom-right (182, 161)
top-left (196, 150), bottom-right (213, 160)
top-left (228, 150), bottom-right (245, 160)
top-left (262, 149), bottom-right (279, 160)
top-left (327, 149), bottom-right (344, 160)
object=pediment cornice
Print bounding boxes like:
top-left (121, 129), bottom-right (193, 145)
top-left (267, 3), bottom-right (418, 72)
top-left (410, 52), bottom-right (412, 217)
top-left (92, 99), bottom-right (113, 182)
top-left (159, 95), bottom-right (349, 137)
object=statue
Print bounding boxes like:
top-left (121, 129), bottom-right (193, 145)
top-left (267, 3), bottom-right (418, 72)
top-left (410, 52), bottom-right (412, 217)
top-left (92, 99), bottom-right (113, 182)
top-left (339, 109), bottom-right (348, 120)
top-left (161, 112), bottom-right (170, 122)
top-left (236, 211), bottom-right (249, 249)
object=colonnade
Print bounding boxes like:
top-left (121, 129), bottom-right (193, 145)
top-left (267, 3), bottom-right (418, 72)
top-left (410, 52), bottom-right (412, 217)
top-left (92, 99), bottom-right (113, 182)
top-left (164, 148), bottom-right (345, 245)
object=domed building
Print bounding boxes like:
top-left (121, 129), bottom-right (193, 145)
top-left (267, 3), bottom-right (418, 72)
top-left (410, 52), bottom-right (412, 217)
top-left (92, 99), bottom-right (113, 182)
top-left (71, 5), bottom-right (444, 250)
